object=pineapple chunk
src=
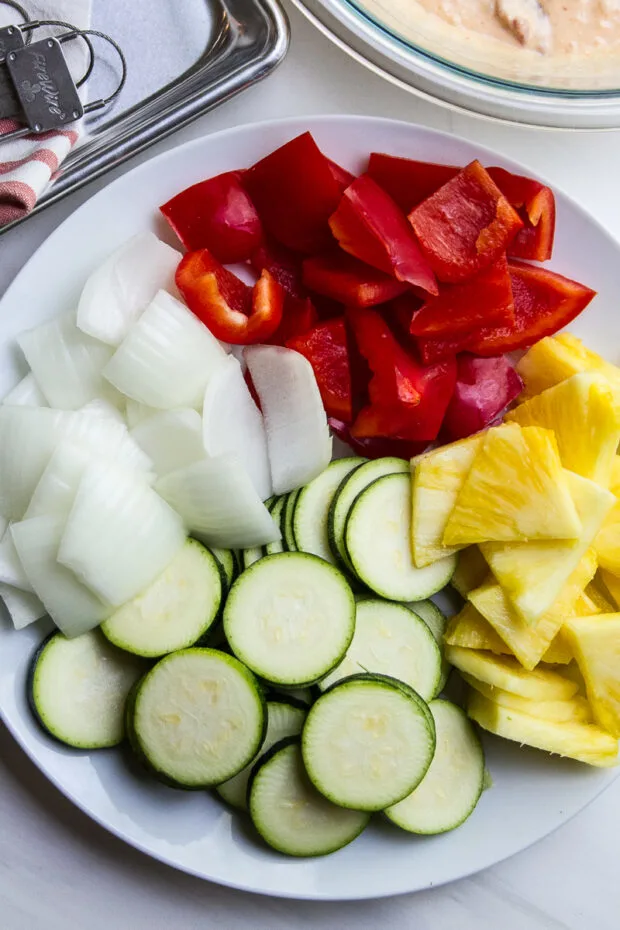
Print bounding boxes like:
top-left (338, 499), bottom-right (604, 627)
top-left (600, 569), bottom-right (620, 609)
top-left (609, 457), bottom-right (620, 497)
top-left (445, 645), bottom-right (578, 700)
top-left (451, 547), bottom-right (488, 597)
top-left (542, 634), bottom-right (573, 665)
top-left (482, 473), bottom-right (612, 625)
top-left (594, 500), bottom-right (620, 575)
top-left (467, 690), bottom-right (618, 767)
top-left (462, 673), bottom-right (591, 723)
top-left (574, 590), bottom-right (603, 616)
top-left (443, 424), bottom-right (581, 546)
top-left (585, 579), bottom-right (614, 614)
top-left (506, 373), bottom-right (620, 487)
top-left (411, 435), bottom-right (481, 567)
top-left (517, 333), bottom-right (620, 400)
top-left (564, 613), bottom-right (620, 738)
top-left (445, 602), bottom-right (509, 654)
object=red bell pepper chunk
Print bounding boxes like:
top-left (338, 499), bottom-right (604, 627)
top-left (329, 417), bottom-right (430, 460)
top-left (487, 167), bottom-right (555, 262)
top-left (302, 251), bottom-right (410, 308)
top-left (348, 308), bottom-right (456, 442)
top-left (287, 318), bottom-right (353, 422)
top-left (416, 261), bottom-right (596, 362)
top-left (251, 237), bottom-right (306, 298)
top-left (367, 153), bottom-right (457, 213)
top-left (160, 171), bottom-right (263, 263)
top-left (268, 295), bottom-right (319, 346)
top-left (328, 158), bottom-right (355, 190)
top-left (329, 174), bottom-right (438, 293)
top-left (441, 354), bottom-right (523, 442)
top-left (409, 255), bottom-right (514, 338)
top-left (243, 133), bottom-right (343, 254)
top-left (408, 161), bottom-right (523, 283)
top-left (175, 249), bottom-right (284, 345)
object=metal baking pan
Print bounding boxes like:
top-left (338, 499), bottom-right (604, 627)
top-left (0, 0), bottom-right (289, 234)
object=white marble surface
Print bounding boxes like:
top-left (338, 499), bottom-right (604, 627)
top-left (2, 4), bottom-right (620, 927)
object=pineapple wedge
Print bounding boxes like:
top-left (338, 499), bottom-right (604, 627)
top-left (443, 424), bottom-right (581, 546)
top-left (451, 547), bottom-right (488, 597)
top-left (482, 473), bottom-right (612, 625)
top-left (411, 435), bottom-right (481, 567)
top-left (600, 569), bottom-right (620, 609)
top-left (445, 645), bottom-right (578, 700)
top-left (542, 634), bottom-right (573, 665)
top-left (506, 373), bottom-right (620, 487)
top-left (462, 673), bottom-right (591, 723)
top-left (564, 613), bottom-right (620, 738)
top-left (594, 500), bottom-right (620, 575)
top-left (517, 333), bottom-right (620, 400)
top-left (467, 690), bottom-right (618, 767)
top-left (585, 578), bottom-right (615, 614)
top-left (610, 458), bottom-right (620, 497)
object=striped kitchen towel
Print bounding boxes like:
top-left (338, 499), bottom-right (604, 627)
top-left (0, 0), bottom-right (91, 227)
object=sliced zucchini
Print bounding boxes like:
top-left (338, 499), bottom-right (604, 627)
top-left (130, 648), bottom-right (265, 788)
top-left (385, 700), bottom-right (484, 834)
top-left (101, 540), bottom-right (222, 658)
top-left (319, 599), bottom-right (442, 700)
top-left (248, 739), bottom-right (370, 857)
top-left (265, 497), bottom-right (287, 556)
top-left (293, 458), bottom-right (364, 564)
top-left (241, 546), bottom-right (265, 570)
top-left (302, 673), bottom-right (436, 811)
top-left (328, 457), bottom-right (408, 574)
top-left (345, 473), bottom-right (456, 600)
top-left (217, 697), bottom-right (306, 810)
top-left (224, 551), bottom-right (355, 686)
top-left (404, 599), bottom-right (450, 694)
top-left (282, 489), bottom-right (300, 551)
top-left (29, 631), bottom-right (145, 749)
top-left (209, 546), bottom-right (237, 591)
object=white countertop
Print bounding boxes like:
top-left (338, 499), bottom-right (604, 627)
top-left (2, 5), bottom-right (620, 927)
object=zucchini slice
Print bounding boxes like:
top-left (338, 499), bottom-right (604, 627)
top-left (293, 458), bottom-right (364, 563)
top-left (265, 496), bottom-right (287, 556)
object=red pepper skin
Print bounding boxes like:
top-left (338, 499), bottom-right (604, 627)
top-left (329, 174), bottom-right (438, 293)
top-left (367, 153), bottom-right (457, 213)
top-left (287, 318), bottom-right (353, 422)
top-left (329, 417), bottom-right (430, 460)
top-left (175, 249), bottom-right (284, 345)
top-left (251, 237), bottom-right (305, 298)
top-left (409, 255), bottom-right (514, 338)
top-left (416, 260), bottom-right (596, 362)
top-left (408, 161), bottom-right (523, 283)
top-left (348, 308), bottom-right (456, 441)
top-left (243, 133), bottom-right (343, 254)
top-left (487, 167), bottom-right (555, 262)
top-left (160, 171), bottom-right (263, 263)
top-left (268, 295), bottom-right (318, 346)
top-left (302, 251), bottom-right (410, 308)
top-left (328, 158), bottom-right (355, 190)
top-left (441, 354), bottom-right (523, 442)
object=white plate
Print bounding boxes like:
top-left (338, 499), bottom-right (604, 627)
top-left (0, 116), bottom-right (618, 901)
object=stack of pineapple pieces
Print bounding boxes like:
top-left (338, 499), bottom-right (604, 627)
top-left (411, 332), bottom-right (620, 768)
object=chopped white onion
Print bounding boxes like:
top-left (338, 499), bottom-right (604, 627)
top-left (25, 442), bottom-right (93, 520)
top-left (0, 527), bottom-right (33, 591)
top-left (17, 311), bottom-right (121, 410)
top-left (12, 516), bottom-right (111, 637)
top-left (65, 410), bottom-right (153, 477)
top-left (103, 290), bottom-right (227, 409)
top-left (125, 398), bottom-right (161, 428)
top-left (131, 409), bottom-right (204, 479)
top-left (58, 461), bottom-right (186, 607)
top-left (76, 232), bottom-right (181, 346)
top-left (2, 373), bottom-right (48, 407)
top-left (0, 406), bottom-right (68, 519)
top-left (156, 454), bottom-right (280, 549)
top-left (202, 355), bottom-right (272, 500)
top-left (0, 582), bottom-right (45, 630)
top-left (80, 398), bottom-right (127, 424)
top-left (244, 346), bottom-right (332, 494)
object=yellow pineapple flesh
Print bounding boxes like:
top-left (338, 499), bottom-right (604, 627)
top-left (467, 689), bottom-right (618, 767)
top-left (584, 580), bottom-right (614, 614)
top-left (451, 546), bottom-right (488, 597)
top-left (517, 333), bottom-right (620, 400)
top-left (482, 473), bottom-right (611, 625)
top-left (462, 673), bottom-right (591, 723)
top-left (594, 500), bottom-right (620, 576)
top-left (600, 569), bottom-right (620, 609)
top-left (506, 373), bottom-right (620, 488)
top-left (444, 602), bottom-right (510, 654)
top-left (609, 457), bottom-right (620, 497)
top-left (445, 645), bottom-right (578, 700)
top-left (564, 613), bottom-right (620, 738)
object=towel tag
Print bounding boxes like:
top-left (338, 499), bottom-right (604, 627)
top-left (5, 37), bottom-right (83, 131)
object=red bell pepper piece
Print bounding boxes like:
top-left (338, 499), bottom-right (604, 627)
top-left (348, 308), bottom-right (456, 441)
top-left (302, 251), bottom-right (409, 308)
top-left (268, 295), bottom-right (318, 346)
top-left (251, 237), bottom-right (305, 298)
top-left (441, 354), bottom-right (523, 442)
top-left (243, 133), bottom-right (343, 254)
top-left (487, 167), bottom-right (555, 262)
top-left (409, 255), bottom-right (514, 338)
top-left (408, 161), bottom-right (523, 283)
top-left (367, 153), bottom-right (457, 213)
top-left (329, 174), bottom-right (438, 293)
top-left (416, 261), bottom-right (596, 362)
top-left (160, 171), bottom-right (263, 263)
top-left (328, 158), bottom-right (355, 190)
top-left (175, 249), bottom-right (284, 345)
top-left (287, 318), bottom-right (353, 422)
top-left (329, 417), bottom-right (430, 460)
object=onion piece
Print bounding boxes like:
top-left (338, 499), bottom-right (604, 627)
top-left (0, 407), bottom-right (68, 519)
top-left (12, 516), bottom-right (111, 637)
top-left (17, 311), bottom-right (121, 410)
top-left (0, 527), bottom-right (33, 591)
top-left (156, 454), bottom-right (280, 548)
top-left (244, 345), bottom-right (332, 494)
top-left (202, 355), bottom-right (272, 500)
top-left (76, 232), bottom-right (181, 346)
top-left (25, 442), bottom-right (93, 520)
top-left (2, 373), bottom-right (47, 407)
top-left (125, 399), bottom-right (161, 428)
top-left (65, 410), bottom-right (153, 478)
top-left (0, 582), bottom-right (45, 630)
top-left (103, 291), bottom-right (227, 409)
top-left (131, 409), bottom-right (204, 479)
top-left (58, 461), bottom-right (186, 607)
top-left (80, 398), bottom-right (127, 424)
